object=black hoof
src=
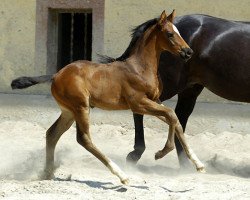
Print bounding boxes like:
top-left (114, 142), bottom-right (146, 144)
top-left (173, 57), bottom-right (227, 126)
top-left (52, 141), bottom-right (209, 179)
top-left (126, 150), bottom-right (142, 165)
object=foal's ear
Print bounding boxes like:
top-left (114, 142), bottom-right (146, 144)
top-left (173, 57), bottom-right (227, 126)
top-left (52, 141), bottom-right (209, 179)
top-left (158, 10), bottom-right (167, 27)
top-left (167, 9), bottom-right (176, 23)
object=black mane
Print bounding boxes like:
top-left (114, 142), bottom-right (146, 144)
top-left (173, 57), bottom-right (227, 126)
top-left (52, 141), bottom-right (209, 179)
top-left (99, 18), bottom-right (158, 63)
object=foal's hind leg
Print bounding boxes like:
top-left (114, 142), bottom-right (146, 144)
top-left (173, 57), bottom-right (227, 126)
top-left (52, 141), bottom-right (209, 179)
top-left (42, 110), bottom-right (74, 179)
top-left (75, 106), bottom-right (129, 184)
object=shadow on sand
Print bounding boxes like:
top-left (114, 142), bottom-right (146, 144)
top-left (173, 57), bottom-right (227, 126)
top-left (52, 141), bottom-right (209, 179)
top-left (55, 177), bottom-right (149, 193)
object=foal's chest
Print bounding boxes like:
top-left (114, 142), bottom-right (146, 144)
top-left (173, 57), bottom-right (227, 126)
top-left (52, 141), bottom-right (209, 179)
top-left (145, 78), bottom-right (161, 101)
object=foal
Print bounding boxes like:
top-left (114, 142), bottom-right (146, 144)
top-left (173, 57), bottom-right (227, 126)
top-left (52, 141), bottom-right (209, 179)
top-left (12, 10), bottom-right (204, 184)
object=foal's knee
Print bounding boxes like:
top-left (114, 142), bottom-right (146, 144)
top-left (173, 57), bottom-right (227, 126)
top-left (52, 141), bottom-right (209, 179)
top-left (175, 122), bottom-right (184, 133)
top-left (167, 109), bottom-right (179, 126)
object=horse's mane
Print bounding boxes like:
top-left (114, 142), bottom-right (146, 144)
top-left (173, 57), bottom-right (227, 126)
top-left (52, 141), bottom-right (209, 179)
top-left (99, 18), bottom-right (158, 63)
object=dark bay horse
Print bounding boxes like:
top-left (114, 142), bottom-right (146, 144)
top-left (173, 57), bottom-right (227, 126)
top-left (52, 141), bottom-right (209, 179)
top-left (101, 14), bottom-right (250, 166)
top-left (11, 11), bottom-right (205, 184)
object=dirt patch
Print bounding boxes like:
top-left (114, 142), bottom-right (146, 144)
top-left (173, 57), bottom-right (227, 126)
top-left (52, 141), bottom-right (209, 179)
top-left (0, 94), bottom-right (250, 199)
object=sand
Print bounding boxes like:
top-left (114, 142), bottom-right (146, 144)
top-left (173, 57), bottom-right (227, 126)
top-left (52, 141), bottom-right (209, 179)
top-left (0, 93), bottom-right (250, 200)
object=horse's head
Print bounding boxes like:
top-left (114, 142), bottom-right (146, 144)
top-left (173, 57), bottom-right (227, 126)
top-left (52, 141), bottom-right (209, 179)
top-left (157, 10), bottom-right (193, 61)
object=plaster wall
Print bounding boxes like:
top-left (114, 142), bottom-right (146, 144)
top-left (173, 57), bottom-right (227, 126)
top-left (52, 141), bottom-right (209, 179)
top-left (1, 0), bottom-right (249, 102)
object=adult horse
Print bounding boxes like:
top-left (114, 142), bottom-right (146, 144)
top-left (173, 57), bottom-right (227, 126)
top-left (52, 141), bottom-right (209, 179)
top-left (11, 10), bottom-right (205, 184)
top-left (100, 14), bottom-right (250, 166)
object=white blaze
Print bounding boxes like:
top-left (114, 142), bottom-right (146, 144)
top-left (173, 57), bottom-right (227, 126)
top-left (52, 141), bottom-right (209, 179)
top-left (172, 24), bottom-right (181, 37)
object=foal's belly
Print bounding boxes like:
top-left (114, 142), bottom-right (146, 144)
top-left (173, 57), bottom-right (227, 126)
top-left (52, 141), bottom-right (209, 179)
top-left (90, 96), bottom-right (130, 110)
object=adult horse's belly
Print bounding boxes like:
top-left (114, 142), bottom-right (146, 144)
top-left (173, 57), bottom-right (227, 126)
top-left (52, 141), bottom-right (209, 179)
top-left (196, 60), bottom-right (250, 103)
top-left (205, 78), bottom-right (250, 103)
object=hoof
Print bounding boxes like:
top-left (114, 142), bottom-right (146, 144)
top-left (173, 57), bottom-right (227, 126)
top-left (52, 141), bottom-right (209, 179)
top-left (126, 151), bottom-right (141, 165)
top-left (197, 167), bottom-right (206, 173)
top-left (121, 178), bottom-right (129, 185)
top-left (155, 150), bottom-right (164, 160)
top-left (155, 146), bottom-right (174, 160)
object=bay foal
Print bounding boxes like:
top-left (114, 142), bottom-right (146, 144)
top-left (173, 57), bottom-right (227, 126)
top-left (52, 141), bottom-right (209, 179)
top-left (12, 10), bottom-right (204, 184)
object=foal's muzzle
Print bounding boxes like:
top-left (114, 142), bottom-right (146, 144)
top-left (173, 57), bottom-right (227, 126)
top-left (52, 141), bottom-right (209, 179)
top-left (180, 48), bottom-right (193, 61)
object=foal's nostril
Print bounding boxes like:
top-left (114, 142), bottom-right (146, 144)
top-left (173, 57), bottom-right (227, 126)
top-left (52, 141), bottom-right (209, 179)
top-left (186, 48), bottom-right (193, 56)
top-left (182, 48), bottom-right (193, 57)
top-left (180, 48), bottom-right (193, 61)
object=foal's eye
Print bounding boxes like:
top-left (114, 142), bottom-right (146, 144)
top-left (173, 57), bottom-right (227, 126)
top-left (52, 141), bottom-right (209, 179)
top-left (167, 32), bottom-right (174, 38)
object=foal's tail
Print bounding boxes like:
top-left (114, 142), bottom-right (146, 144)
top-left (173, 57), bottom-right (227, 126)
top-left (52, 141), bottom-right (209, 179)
top-left (11, 75), bottom-right (53, 89)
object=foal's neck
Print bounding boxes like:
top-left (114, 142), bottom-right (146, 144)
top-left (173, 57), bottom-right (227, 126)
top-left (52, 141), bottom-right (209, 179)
top-left (132, 25), bottom-right (162, 75)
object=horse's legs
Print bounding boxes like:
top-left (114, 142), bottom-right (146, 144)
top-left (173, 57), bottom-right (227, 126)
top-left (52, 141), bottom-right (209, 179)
top-left (130, 97), bottom-right (204, 172)
top-left (75, 106), bottom-right (129, 184)
top-left (175, 84), bottom-right (204, 167)
top-left (43, 110), bottom-right (74, 179)
top-left (126, 113), bottom-right (146, 164)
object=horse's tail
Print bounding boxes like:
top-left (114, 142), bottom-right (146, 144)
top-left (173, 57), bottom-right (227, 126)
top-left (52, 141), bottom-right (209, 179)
top-left (11, 75), bottom-right (53, 89)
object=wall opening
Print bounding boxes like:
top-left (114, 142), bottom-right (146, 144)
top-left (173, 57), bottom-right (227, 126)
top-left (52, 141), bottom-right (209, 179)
top-left (57, 12), bottom-right (92, 70)
top-left (35, 0), bottom-right (104, 75)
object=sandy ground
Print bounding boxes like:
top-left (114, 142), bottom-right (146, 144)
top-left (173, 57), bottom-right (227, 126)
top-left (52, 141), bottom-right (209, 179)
top-left (0, 93), bottom-right (250, 200)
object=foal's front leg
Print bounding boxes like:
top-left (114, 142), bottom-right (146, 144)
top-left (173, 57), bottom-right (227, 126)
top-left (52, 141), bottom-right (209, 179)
top-left (129, 97), bottom-right (205, 172)
top-left (154, 115), bottom-right (176, 160)
top-left (130, 98), bottom-right (177, 157)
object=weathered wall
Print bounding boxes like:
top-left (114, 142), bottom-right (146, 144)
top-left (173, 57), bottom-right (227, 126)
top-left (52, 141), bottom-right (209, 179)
top-left (104, 0), bottom-right (250, 58)
top-left (0, 0), bottom-right (250, 101)
top-left (103, 0), bottom-right (250, 102)
top-left (0, 0), bottom-right (39, 94)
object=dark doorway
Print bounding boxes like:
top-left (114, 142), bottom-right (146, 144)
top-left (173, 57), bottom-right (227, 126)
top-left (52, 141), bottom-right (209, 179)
top-left (57, 12), bottom-right (92, 70)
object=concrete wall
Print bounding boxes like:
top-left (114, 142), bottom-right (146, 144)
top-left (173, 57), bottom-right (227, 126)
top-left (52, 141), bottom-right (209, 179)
top-left (0, 0), bottom-right (249, 101)
top-left (0, 0), bottom-right (38, 94)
